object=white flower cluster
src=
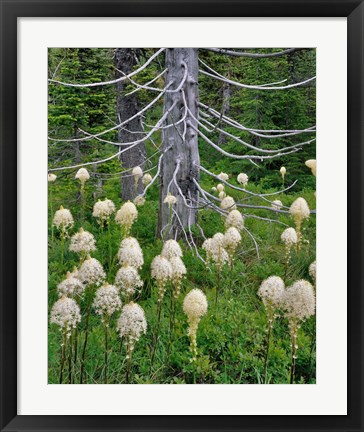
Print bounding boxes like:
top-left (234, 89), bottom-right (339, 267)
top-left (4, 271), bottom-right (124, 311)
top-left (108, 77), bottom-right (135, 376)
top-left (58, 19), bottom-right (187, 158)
top-left (161, 239), bottom-right (183, 260)
top-left (117, 302), bottom-right (147, 342)
top-left (132, 166), bottom-right (143, 180)
top-left (183, 288), bottom-right (208, 361)
top-left (53, 206), bottom-right (74, 232)
top-left (218, 172), bottom-right (229, 181)
top-left (202, 233), bottom-right (230, 268)
top-left (115, 265), bottom-right (143, 297)
top-left (75, 168), bottom-right (90, 184)
top-left (92, 198), bottom-right (116, 225)
top-left (282, 279), bottom-right (316, 322)
top-left (93, 283), bottom-right (122, 318)
top-left (223, 227), bottom-right (241, 249)
top-left (164, 192), bottom-right (177, 206)
top-left (219, 191), bottom-right (226, 200)
top-left (134, 195), bottom-right (145, 207)
top-left (151, 255), bottom-right (172, 302)
top-left (69, 228), bottom-right (96, 255)
top-left (57, 271), bottom-right (85, 297)
top-left (223, 227), bottom-right (241, 258)
top-left (220, 196), bottom-right (237, 212)
top-left (271, 200), bottom-right (283, 211)
top-left (50, 295), bottom-right (81, 336)
top-left (216, 183), bottom-right (224, 193)
top-left (78, 256), bottom-right (106, 286)
top-left (115, 201), bottom-right (138, 235)
top-left (237, 173), bottom-right (248, 187)
top-left (142, 173), bottom-right (153, 186)
top-left (289, 197), bottom-right (310, 225)
top-left (117, 237), bottom-right (144, 269)
top-left (225, 209), bottom-right (244, 232)
top-left (258, 276), bottom-right (285, 316)
top-left (305, 159), bottom-right (316, 176)
top-left (48, 173), bottom-right (57, 182)
top-left (183, 288), bottom-right (208, 321)
top-left (309, 260), bottom-right (316, 282)
top-left (281, 227), bottom-right (298, 246)
top-left (280, 166), bottom-right (286, 177)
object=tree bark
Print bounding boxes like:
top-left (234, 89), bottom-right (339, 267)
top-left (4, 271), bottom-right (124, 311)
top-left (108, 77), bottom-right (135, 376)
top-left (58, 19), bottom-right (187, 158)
top-left (114, 48), bottom-right (146, 201)
top-left (157, 48), bottom-right (200, 239)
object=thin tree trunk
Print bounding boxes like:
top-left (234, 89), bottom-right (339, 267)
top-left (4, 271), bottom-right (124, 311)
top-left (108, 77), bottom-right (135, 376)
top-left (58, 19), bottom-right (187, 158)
top-left (114, 48), bottom-right (146, 201)
top-left (157, 48), bottom-right (200, 239)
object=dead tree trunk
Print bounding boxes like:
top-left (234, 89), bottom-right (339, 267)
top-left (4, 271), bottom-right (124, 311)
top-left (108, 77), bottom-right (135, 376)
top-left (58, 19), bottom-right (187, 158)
top-left (115, 48), bottom-right (146, 201)
top-left (157, 48), bottom-right (200, 239)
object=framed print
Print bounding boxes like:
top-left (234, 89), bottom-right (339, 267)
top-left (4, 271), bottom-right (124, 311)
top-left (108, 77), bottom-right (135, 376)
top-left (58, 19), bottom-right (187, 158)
top-left (1, 0), bottom-right (363, 431)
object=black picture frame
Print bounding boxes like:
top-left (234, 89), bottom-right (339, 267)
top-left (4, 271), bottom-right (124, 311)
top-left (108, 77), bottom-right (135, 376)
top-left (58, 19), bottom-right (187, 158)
top-left (1, 1), bottom-right (363, 431)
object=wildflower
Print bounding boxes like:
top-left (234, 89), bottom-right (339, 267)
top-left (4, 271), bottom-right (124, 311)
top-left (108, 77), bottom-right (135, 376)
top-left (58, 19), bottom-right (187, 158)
top-left (92, 198), bottom-right (116, 227)
top-left (164, 192), bottom-right (177, 206)
top-left (218, 191), bottom-right (226, 200)
top-left (117, 237), bottom-right (144, 269)
top-left (283, 279), bottom-right (315, 323)
top-left (151, 255), bottom-right (172, 303)
top-left (272, 200), bottom-right (283, 211)
top-left (117, 301), bottom-right (147, 382)
top-left (69, 227), bottom-right (96, 257)
top-left (258, 276), bottom-right (285, 318)
top-left (223, 227), bottom-right (241, 258)
top-left (281, 227), bottom-right (298, 271)
top-left (237, 173), bottom-right (248, 187)
top-left (220, 196), bottom-right (237, 212)
top-left (218, 172), bottom-right (229, 181)
top-left (216, 183), bottom-right (225, 192)
top-left (211, 186), bottom-right (217, 193)
top-left (161, 239), bottom-right (183, 260)
top-left (134, 195), bottom-right (145, 206)
top-left (202, 233), bottom-right (229, 268)
top-left (132, 166), bottom-right (143, 181)
top-left (57, 271), bottom-right (85, 298)
top-left (142, 173), bottom-right (153, 186)
top-left (115, 265), bottom-right (143, 297)
top-left (52, 206), bottom-right (74, 234)
top-left (75, 168), bottom-right (90, 184)
top-left (289, 197), bottom-right (310, 249)
top-left (305, 159), bottom-right (316, 176)
top-left (117, 302), bottom-right (147, 342)
top-left (258, 275), bottom-right (285, 383)
top-left (281, 227), bottom-right (298, 246)
top-left (93, 283), bottom-right (122, 319)
top-left (50, 295), bottom-right (81, 336)
top-left (225, 209), bottom-right (244, 232)
top-left (48, 173), bottom-right (57, 182)
top-left (170, 256), bottom-right (187, 299)
top-left (280, 166), bottom-right (286, 177)
top-left (282, 279), bottom-right (316, 324)
top-left (115, 201), bottom-right (138, 237)
top-left (183, 289), bottom-right (208, 361)
top-left (78, 256), bottom-right (106, 286)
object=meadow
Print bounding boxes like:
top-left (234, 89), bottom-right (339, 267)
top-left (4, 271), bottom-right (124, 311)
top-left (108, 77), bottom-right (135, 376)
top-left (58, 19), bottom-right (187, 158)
top-left (48, 169), bottom-right (316, 384)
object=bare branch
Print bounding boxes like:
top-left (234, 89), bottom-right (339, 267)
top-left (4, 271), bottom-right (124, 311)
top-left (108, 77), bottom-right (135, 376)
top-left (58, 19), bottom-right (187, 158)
top-left (48, 48), bottom-right (165, 87)
top-left (202, 48), bottom-right (305, 58)
top-left (200, 68), bottom-right (316, 91)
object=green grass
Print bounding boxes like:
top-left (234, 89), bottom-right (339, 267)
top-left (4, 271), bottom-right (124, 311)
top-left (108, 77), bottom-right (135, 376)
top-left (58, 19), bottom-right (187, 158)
top-left (48, 181), bottom-right (316, 384)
